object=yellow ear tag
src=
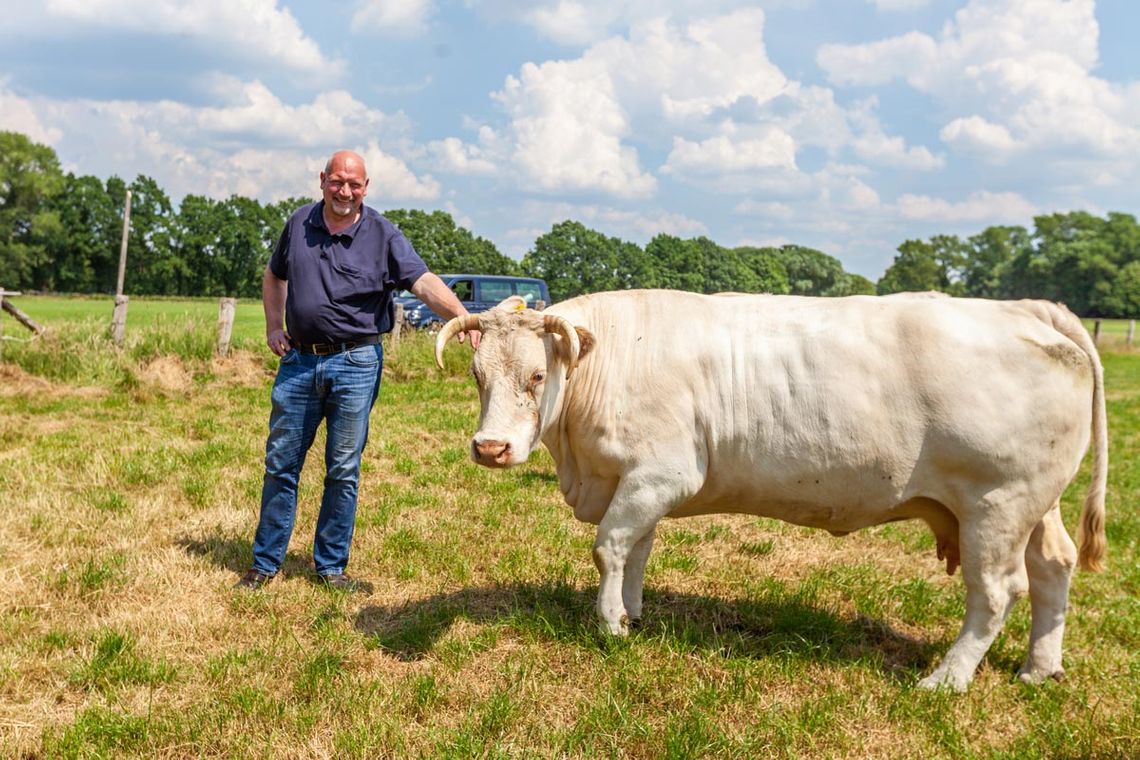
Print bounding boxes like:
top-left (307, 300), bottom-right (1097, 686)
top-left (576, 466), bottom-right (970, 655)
top-left (512, 300), bottom-right (526, 312)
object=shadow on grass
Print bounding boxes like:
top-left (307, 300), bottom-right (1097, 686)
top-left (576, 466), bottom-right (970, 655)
top-left (353, 581), bottom-right (938, 679)
top-left (176, 535), bottom-right (315, 579)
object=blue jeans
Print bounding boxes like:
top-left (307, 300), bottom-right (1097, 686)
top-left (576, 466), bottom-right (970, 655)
top-left (251, 344), bottom-right (383, 576)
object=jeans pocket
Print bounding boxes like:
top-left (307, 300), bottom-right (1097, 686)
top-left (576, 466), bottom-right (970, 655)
top-left (280, 348), bottom-right (300, 364)
top-left (345, 344), bottom-right (381, 367)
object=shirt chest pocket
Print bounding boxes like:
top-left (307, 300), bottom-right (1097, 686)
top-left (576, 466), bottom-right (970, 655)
top-left (325, 253), bottom-right (384, 300)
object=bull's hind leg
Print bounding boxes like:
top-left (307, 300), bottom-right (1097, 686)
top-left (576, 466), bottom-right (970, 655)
top-left (918, 507), bottom-right (1033, 692)
top-left (1019, 504), bottom-right (1076, 684)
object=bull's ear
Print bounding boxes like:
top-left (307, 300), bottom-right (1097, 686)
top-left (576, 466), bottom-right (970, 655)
top-left (574, 326), bottom-right (596, 361)
top-left (495, 295), bottom-right (528, 312)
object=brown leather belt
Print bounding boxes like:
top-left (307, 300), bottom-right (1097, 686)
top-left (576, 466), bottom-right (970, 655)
top-left (293, 334), bottom-right (381, 355)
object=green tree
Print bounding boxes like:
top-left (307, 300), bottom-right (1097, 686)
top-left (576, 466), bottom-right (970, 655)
top-left (877, 236), bottom-right (966, 296)
top-left (37, 173), bottom-right (126, 292)
top-left (522, 220), bottom-right (625, 301)
top-left (173, 195), bottom-right (277, 297)
top-left (614, 239), bottom-right (656, 290)
top-left (963, 225), bottom-right (1031, 298)
top-left (0, 131), bottom-right (64, 290)
top-left (1105, 260), bottom-right (1140, 317)
top-left (384, 209), bottom-right (518, 276)
top-left (645, 234), bottom-right (704, 293)
top-left (733, 247), bottom-right (791, 294)
top-left (777, 245), bottom-right (845, 296)
top-left (123, 175), bottom-right (178, 295)
top-left (828, 272), bottom-right (876, 296)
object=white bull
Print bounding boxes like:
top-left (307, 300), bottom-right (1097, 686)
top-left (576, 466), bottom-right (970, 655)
top-left (436, 290), bottom-right (1107, 692)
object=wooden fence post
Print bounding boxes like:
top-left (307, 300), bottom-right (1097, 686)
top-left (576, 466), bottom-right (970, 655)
top-left (1093, 319), bottom-right (1102, 345)
top-left (0, 288), bottom-right (41, 360)
top-left (111, 190), bottom-right (132, 347)
top-left (217, 298), bottom-right (236, 356)
top-left (0, 289), bottom-right (6, 362)
top-left (1128, 319), bottom-right (1135, 347)
top-left (390, 303), bottom-right (404, 351)
top-left (0, 293), bottom-right (41, 334)
top-left (111, 295), bottom-right (129, 348)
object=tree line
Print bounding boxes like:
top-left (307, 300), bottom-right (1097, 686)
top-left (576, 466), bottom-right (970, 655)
top-left (2, 131), bottom-right (1137, 316)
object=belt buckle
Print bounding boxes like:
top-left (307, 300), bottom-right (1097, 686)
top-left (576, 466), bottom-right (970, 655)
top-left (313, 343), bottom-right (333, 356)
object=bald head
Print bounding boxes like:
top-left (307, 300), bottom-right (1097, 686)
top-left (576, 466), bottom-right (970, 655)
top-left (320, 150), bottom-right (370, 224)
top-left (325, 150), bottom-right (367, 179)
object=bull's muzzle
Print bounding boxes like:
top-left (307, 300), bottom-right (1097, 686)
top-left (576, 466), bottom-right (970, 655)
top-left (472, 438), bottom-right (513, 468)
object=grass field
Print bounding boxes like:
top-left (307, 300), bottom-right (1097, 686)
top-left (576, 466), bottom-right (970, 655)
top-left (0, 297), bottom-right (1137, 758)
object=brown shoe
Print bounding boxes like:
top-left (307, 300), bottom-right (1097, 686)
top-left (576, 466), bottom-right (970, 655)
top-left (318, 573), bottom-right (359, 592)
top-left (235, 569), bottom-right (274, 590)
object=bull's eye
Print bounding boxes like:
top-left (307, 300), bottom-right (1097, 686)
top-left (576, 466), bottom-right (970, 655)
top-left (531, 371), bottom-right (546, 386)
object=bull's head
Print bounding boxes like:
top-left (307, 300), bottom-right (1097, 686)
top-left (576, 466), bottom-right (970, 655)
top-left (436, 300), bottom-right (593, 468)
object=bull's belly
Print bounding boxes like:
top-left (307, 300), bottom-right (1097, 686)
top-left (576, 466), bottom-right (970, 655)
top-left (668, 486), bottom-right (905, 533)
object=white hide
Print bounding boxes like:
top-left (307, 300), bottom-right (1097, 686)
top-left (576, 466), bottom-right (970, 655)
top-left (445, 290), bottom-right (1108, 692)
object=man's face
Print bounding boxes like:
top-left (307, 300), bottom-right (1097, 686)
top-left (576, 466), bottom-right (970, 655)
top-left (320, 158), bottom-right (368, 219)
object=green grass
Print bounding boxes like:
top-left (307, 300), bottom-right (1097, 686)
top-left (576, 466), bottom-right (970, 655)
top-left (1, 301), bottom-right (1137, 758)
top-left (5, 293), bottom-right (268, 343)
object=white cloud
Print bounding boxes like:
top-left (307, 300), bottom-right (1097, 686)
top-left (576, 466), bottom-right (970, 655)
top-left (470, 0), bottom-right (763, 46)
top-left (895, 190), bottom-right (1038, 222)
top-left (4, 81), bottom-right (438, 204)
top-left (818, 0), bottom-right (1140, 177)
top-left (427, 137), bottom-right (498, 175)
top-left (353, 0), bottom-right (434, 35)
top-left (458, 9), bottom-right (794, 196)
top-left (662, 130), bottom-right (797, 175)
top-left (845, 178), bottom-right (881, 209)
top-left (847, 99), bottom-right (944, 169)
top-left (867, 0), bottom-right (929, 10)
top-left (494, 58), bottom-right (657, 198)
top-left (41, 0), bottom-right (339, 74)
top-left (0, 86), bottom-right (62, 146)
top-left (435, 8), bottom-right (937, 197)
top-left (358, 141), bottom-right (441, 201)
top-left (817, 32), bottom-right (937, 87)
top-left (939, 115), bottom-right (1019, 154)
top-left (733, 200), bottom-right (795, 219)
top-left (524, 0), bottom-right (601, 46)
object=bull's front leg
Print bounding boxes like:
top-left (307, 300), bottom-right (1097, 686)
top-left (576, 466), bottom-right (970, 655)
top-left (592, 466), bottom-right (697, 636)
top-left (622, 531), bottom-right (655, 626)
top-left (593, 526), bottom-right (642, 636)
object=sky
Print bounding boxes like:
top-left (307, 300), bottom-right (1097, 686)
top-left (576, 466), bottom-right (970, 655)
top-left (1, 0), bottom-right (1137, 280)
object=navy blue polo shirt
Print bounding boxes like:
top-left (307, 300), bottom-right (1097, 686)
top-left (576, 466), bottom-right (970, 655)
top-left (268, 201), bottom-right (428, 345)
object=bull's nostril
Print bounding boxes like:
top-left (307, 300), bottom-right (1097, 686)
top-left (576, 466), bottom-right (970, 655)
top-left (474, 439), bottom-right (511, 465)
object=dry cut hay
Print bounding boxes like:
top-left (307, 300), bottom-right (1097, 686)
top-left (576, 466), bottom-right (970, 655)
top-left (0, 363), bottom-right (106, 399)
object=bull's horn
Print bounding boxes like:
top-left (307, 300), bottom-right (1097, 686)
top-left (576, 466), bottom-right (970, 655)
top-left (543, 314), bottom-right (580, 378)
top-left (435, 313), bottom-right (483, 369)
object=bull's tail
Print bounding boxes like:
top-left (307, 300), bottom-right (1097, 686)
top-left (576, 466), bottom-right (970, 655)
top-left (1043, 302), bottom-right (1108, 572)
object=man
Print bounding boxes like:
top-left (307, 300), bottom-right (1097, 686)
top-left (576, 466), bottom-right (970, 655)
top-left (236, 149), bottom-right (478, 591)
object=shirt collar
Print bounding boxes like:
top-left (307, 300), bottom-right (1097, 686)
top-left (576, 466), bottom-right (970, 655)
top-left (310, 201), bottom-right (367, 240)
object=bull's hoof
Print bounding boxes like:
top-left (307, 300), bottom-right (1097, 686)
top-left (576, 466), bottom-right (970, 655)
top-left (917, 671), bottom-right (969, 693)
top-left (598, 614), bottom-right (630, 637)
top-left (1017, 667), bottom-right (1064, 685)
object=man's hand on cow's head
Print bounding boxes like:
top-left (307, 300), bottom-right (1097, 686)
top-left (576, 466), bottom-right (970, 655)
top-left (459, 329), bottom-right (482, 350)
